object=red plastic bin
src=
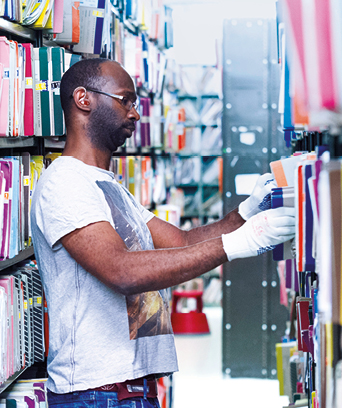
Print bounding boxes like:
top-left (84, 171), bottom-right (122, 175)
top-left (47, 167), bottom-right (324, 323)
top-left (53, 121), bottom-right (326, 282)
top-left (171, 290), bottom-right (210, 335)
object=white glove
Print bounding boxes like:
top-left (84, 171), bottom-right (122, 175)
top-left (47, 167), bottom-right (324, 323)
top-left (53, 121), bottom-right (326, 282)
top-left (238, 173), bottom-right (277, 220)
top-left (222, 207), bottom-right (295, 261)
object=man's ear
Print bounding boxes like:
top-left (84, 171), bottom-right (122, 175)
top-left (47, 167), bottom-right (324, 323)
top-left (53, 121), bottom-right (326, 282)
top-left (73, 86), bottom-right (91, 111)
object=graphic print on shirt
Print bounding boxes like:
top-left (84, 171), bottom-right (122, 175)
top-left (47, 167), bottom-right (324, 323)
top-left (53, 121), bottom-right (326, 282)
top-left (97, 181), bottom-right (173, 340)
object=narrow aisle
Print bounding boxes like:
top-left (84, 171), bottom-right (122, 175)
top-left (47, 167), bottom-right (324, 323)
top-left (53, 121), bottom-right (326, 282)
top-left (172, 307), bottom-right (289, 408)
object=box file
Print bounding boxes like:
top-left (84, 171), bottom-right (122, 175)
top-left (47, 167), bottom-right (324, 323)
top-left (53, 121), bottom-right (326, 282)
top-left (51, 47), bottom-right (65, 136)
top-left (38, 47), bottom-right (53, 136)
top-left (22, 43), bottom-right (35, 136)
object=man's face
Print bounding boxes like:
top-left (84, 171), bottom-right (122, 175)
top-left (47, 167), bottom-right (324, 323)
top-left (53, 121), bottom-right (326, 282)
top-left (87, 63), bottom-right (139, 153)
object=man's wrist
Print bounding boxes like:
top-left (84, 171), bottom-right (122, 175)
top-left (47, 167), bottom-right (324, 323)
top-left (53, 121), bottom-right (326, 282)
top-left (223, 207), bottom-right (246, 233)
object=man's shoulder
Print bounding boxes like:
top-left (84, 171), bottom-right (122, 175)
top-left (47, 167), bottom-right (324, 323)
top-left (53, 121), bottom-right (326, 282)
top-left (42, 157), bottom-right (104, 185)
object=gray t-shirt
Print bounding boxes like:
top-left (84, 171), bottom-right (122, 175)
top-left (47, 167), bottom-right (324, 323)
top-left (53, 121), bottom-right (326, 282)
top-left (31, 156), bottom-right (178, 394)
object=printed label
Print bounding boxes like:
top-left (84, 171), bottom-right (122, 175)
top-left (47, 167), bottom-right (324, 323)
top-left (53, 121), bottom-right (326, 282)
top-left (23, 176), bottom-right (29, 186)
top-left (51, 81), bottom-right (61, 90)
top-left (36, 80), bottom-right (49, 91)
top-left (29, 298), bottom-right (33, 306)
top-left (92, 9), bottom-right (103, 17)
top-left (34, 296), bottom-right (42, 306)
top-left (24, 300), bottom-right (28, 310)
top-left (3, 69), bottom-right (10, 79)
top-left (26, 77), bottom-right (33, 88)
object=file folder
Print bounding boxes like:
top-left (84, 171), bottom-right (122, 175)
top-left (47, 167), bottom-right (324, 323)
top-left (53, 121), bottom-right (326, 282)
top-left (11, 40), bottom-right (19, 137)
top-left (8, 157), bottom-right (19, 259)
top-left (55, 0), bottom-right (80, 45)
top-left (51, 47), bottom-right (65, 136)
top-left (18, 272), bottom-right (31, 367)
top-left (0, 37), bottom-right (11, 136)
top-left (303, 163), bottom-right (315, 272)
top-left (38, 47), bottom-right (53, 136)
top-left (0, 160), bottom-right (12, 260)
top-left (17, 44), bottom-right (25, 136)
top-left (140, 97), bottom-right (151, 147)
top-left (22, 43), bottom-right (35, 136)
top-left (72, 0), bottom-right (106, 55)
top-left (33, 48), bottom-right (42, 136)
top-left (0, 277), bottom-right (12, 378)
top-left (271, 186), bottom-right (295, 261)
top-left (32, 0), bottom-right (54, 28)
top-left (19, 268), bottom-right (34, 365)
top-left (0, 286), bottom-right (7, 383)
top-left (21, 152), bottom-right (31, 244)
top-left (31, 267), bottom-right (45, 362)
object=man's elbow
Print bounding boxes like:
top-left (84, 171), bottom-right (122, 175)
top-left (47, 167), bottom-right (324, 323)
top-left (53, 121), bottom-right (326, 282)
top-left (113, 277), bottom-right (144, 297)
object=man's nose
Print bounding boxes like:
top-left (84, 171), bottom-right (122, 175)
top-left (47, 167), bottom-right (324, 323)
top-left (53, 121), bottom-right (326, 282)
top-left (128, 107), bottom-right (140, 121)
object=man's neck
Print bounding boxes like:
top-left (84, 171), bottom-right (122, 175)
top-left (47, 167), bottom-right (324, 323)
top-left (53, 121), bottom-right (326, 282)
top-left (63, 135), bottom-right (112, 171)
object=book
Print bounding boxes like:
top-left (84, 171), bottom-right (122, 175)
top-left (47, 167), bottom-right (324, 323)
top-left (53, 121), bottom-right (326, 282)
top-left (38, 47), bottom-right (53, 136)
top-left (51, 47), bottom-right (65, 136)
top-left (54, 0), bottom-right (80, 45)
top-left (72, 0), bottom-right (106, 55)
top-left (0, 37), bottom-right (11, 136)
top-left (22, 43), bottom-right (35, 136)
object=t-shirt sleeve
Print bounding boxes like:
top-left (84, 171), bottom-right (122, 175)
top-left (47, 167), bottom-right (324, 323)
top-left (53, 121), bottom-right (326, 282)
top-left (134, 198), bottom-right (155, 224)
top-left (35, 168), bottom-right (111, 249)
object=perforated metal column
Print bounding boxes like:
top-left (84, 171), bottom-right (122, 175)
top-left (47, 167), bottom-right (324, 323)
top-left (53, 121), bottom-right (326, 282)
top-left (222, 18), bottom-right (291, 379)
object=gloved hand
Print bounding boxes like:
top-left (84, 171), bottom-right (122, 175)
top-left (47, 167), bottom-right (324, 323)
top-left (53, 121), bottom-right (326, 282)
top-left (238, 173), bottom-right (277, 220)
top-left (222, 207), bottom-right (295, 261)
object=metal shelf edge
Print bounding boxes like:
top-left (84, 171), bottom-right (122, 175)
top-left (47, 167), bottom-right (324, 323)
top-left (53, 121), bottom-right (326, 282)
top-left (0, 366), bottom-right (28, 394)
top-left (0, 137), bottom-right (36, 149)
top-left (0, 19), bottom-right (35, 41)
top-left (0, 247), bottom-right (34, 272)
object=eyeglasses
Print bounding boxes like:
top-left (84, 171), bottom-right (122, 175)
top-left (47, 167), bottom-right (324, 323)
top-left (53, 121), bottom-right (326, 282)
top-left (86, 88), bottom-right (139, 111)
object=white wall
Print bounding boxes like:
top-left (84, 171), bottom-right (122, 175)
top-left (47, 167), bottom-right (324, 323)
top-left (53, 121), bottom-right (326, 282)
top-left (165, 0), bottom-right (277, 65)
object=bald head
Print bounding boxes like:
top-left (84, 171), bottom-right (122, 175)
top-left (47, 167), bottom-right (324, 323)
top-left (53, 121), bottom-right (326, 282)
top-left (60, 58), bottom-right (132, 127)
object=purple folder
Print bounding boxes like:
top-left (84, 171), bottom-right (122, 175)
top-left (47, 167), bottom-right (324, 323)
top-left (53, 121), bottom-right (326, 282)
top-left (0, 160), bottom-right (12, 259)
top-left (140, 97), bottom-right (151, 147)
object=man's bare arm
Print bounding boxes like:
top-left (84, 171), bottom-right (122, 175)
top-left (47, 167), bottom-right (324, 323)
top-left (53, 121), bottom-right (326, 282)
top-left (148, 207), bottom-right (245, 249)
top-left (61, 221), bottom-right (228, 296)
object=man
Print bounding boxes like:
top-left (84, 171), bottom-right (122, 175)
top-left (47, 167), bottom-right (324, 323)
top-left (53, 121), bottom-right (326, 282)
top-left (31, 58), bottom-right (295, 408)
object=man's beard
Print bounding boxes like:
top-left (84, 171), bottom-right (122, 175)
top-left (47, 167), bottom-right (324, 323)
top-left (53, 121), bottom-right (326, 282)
top-left (87, 104), bottom-right (128, 153)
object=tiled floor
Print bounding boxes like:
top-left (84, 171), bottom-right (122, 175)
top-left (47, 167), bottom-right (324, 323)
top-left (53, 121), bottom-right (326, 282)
top-left (173, 307), bottom-right (289, 408)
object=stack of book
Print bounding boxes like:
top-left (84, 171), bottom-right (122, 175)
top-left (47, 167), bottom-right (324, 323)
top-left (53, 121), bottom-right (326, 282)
top-left (0, 261), bottom-right (46, 385)
top-left (0, 155), bottom-right (44, 260)
top-left (0, 39), bottom-right (65, 137)
top-left (269, 148), bottom-right (342, 408)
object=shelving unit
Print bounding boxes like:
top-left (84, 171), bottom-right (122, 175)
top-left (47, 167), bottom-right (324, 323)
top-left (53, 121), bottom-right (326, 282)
top-left (222, 18), bottom-right (290, 380)
top-left (175, 88), bottom-right (223, 224)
